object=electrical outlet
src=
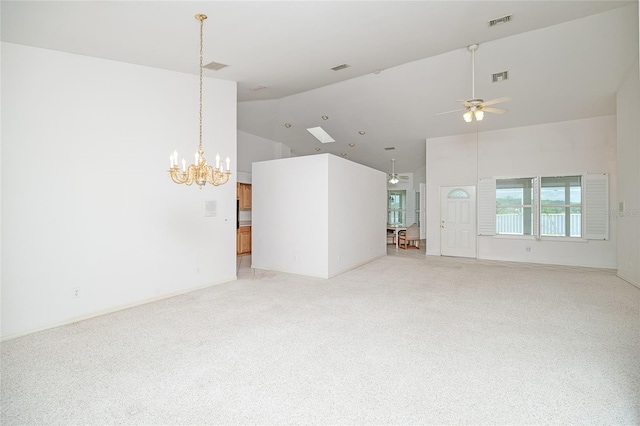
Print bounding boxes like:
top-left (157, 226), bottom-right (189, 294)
top-left (525, 246), bottom-right (531, 253)
top-left (72, 287), bottom-right (80, 298)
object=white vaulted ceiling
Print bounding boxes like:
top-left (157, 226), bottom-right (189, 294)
top-left (2, 1), bottom-right (638, 173)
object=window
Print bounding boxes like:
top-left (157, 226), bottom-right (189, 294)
top-left (388, 190), bottom-right (406, 225)
top-left (540, 176), bottom-right (581, 237)
top-left (489, 175), bottom-right (592, 239)
top-left (496, 178), bottom-right (534, 235)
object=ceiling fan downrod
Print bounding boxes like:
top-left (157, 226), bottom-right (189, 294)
top-left (468, 43), bottom-right (479, 100)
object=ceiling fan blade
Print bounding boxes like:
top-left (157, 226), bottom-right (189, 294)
top-left (482, 96), bottom-right (511, 107)
top-left (456, 99), bottom-right (472, 107)
top-left (435, 108), bottom-right (465, 116)
top-left (483, 107), bottom-right (507, 114)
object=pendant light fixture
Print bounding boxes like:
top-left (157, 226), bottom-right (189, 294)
top-left (388, 159), bottom-right (400, 184)
top-left (168, 14), bottom-right (231, 188)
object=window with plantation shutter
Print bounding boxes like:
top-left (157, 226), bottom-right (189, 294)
top-left (484, 173), bottom-right (608, 240)
top-left (478, 179), bottom-right (496, 235)
top-left (584, 174), bottom-right (609, 240)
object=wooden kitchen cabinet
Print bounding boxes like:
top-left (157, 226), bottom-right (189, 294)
top-left (238, 183), bottom-right (252, 210)
top-left (237, 226), bottom-right (251, 255)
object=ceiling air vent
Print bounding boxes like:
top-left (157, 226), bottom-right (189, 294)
top-left (204, 61), bottom-right (229, 71)
top-left (384, 147), bottom-right (396, 151)
top-left (331, 63), bottom-right (350, 71)
top-left (492, 71), bottom-right (509, 82)
top-left (489, 14), bottom-right (512, 26)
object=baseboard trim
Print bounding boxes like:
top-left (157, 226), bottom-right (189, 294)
top-left (617, 272), bottom-right (640, 289)
top-left (1, 276), bottom-right (237, 342)
top-left (251, 255), bottom-right (387, 280)
top-left (477, 255), bottom-right (616, 270)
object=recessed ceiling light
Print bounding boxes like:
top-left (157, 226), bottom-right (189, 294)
top-left (349, 143), bottom-right (355, 147)
top-left (322, 115), bottom-right (329, 120)
top-left (307, 126), bottom-right (335, 143)
top-left (340, 152), bottom-right (347, 156)
top-left (373, 70), bottom-right (381, 74)
top-left (358, 131), bottom-right (366, 135)
top-left (315, 147), bottom-right (322, 152)
top-left (284, 123), bottom-right (292, 128)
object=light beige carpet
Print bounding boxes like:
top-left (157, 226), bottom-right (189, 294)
top-left (2, 252), bottom-right (639, 424)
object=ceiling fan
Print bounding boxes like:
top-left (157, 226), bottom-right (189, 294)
top-left (388, 159), bottom-right (409, 184)
top-left (436, 43), bottom-right (510, 122)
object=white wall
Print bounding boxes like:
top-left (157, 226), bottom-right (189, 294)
top-left (426, 116), bottom-right (618, 268)
top-left (616, 57), bottom-right (640, 286)
top-left (236, 130), bottom-right (292, 224)
top-left (237, 130), bottom-right (291, 178)
top-left (252, 154), bottom-right (386, 278)
top-left (252, 155), bottom-right (329, 278)
top-left (1, 43), bottom-right (238, 339)
top-left (328, 155), bottom-right (387, 277)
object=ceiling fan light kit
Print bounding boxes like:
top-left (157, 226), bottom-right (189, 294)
top-left (388, 159), bottom-right (400, 184)
top-left (436, 43), bottom-right (510, 123)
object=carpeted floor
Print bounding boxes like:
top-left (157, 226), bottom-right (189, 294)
top-left (2, 250), bottom-right (639, 425)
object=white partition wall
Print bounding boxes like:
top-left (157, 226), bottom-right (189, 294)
top-left (252, 154), bottom-right (386, 278)
top-left (616, 58), bottom-right (640, 287)
top-left (327, 155), bottom-right (388, 277)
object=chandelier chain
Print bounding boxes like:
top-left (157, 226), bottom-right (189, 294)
top-left (198, 14), bottom-right (204, 153)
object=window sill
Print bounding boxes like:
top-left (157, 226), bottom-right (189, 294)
top-left (490, 234), bottom-right (587, 243)
top-left (493, 234), bottom-right (536, 240)
top-left (540, 236), bottom-right (587, 243)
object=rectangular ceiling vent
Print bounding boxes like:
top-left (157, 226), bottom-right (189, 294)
top-left (384, 147), bottom-right (396, 151)
top-left (492, 71), bottom-right (509, 82)
top-left (489, 14), bottom-right (512, 26)
top-left (331, 64), bottom-right (350, 71)
top-left (204, 61), bottom-right (229, 71)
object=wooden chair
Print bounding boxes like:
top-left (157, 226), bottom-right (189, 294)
top-left (398, 223), bottom-right (420, 249)
top-left (386, 229), bottom-right (396, 245)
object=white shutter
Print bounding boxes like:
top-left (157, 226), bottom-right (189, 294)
top-left (478, 179), bottom-right (496, 236)
top-left (406, 190), bottom-right (416, 225)
top-left (533, 177), bottom-right (540, 239)
top-left (584, 174), bottom-right (609, 240)
top-left (419, 183), bottom-right (426, 239)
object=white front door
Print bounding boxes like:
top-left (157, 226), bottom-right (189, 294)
top-left (440, 186), bottom-right (477, 258)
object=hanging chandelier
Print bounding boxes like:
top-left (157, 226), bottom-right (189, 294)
top-left (169, 14), bottom-right (231, 188)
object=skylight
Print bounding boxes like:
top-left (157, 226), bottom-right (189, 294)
top-left (307, 126), bottom-right (335, 143)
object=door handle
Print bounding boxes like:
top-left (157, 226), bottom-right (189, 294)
top-left (441, 221), bottom-right (446, 228)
